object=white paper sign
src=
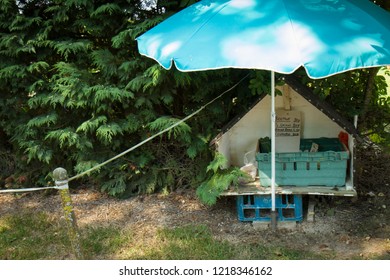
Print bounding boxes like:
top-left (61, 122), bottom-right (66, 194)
top-left (275, 110), bottom-right (301, 152)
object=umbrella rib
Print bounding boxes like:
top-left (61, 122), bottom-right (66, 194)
top-left (181, 3), bottom-right (228, 49)
top-left (280, 0), bottom-right (304, 70)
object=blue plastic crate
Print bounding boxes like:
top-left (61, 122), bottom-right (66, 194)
top-left (236, 194), bottom-right (303, 222)
top-left (256, 138), bottom-right (349, 187)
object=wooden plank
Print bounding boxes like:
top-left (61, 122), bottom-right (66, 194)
top-left (222, 181), bottom-right (357, 197)
top-left (307, 196), bottom-right (316, 222)
top-left (282, 84), bottom-right (291, 110)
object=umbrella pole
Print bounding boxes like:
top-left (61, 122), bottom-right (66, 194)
top-left (270, 71), bottom-right (277, 230)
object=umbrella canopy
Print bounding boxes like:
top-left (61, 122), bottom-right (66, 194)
top-left (137, 0), bottom-right (390, 78)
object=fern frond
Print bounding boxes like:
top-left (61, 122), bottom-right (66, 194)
top-left (91, 3), bottom-right (121, 17)
top-left (117, 114), bottom-right (141, 133)
top-left (112, 30), bottom-right (132, 48)
top-left (126, 75), bottom-right (148, 92)
top-left (206, 152), bottom-right (228, 173)
top-left (66, 0), bottom-right (89, 7)
top-left (147, 116), bottom-right (191, 142)
top-left (196, 168), bottom-right (247, 206)
top-left (125, 65), bottom-right (164, 92)
top-left (27, 113), bottom-right (58, 128)
top-left (127, 16), bottom-right (164, 40)
top-left (0, 65), bottom-right (27, 80)
top-left (53, 40), bottom-right (92, 60)
top-left (173, 70), bottom-right (192, 87)
top-left (44, 5), bottom-right (69, 23)
top-left (96, 122), bottom-right (123, 144)
top-left (10, 16), bottom-right (42, 32)
top-left (74, 160), bottom-right (100, 174)
top-left (118, 60), bottom-right (139, 74)
top-left (91, 49), bottom-right (118, 78)
top-left (27, 61), bottom-right (49, 73)
top-left (45, 128), bottom-right (80, 148)
top-left (76, 115), bottom-right (108, 134)
top-left (144, 64), bottom-right (163, 89)
top-left (101, 176), bottom-right (127, 196)
top-left (28, 79), bottom-right (45, 95)
top-left (0, 34), bottom-right (19, 49)
top-left (118, 60), bottom-right (141, 82)
top-left (92, 85), bottom-right (134, 104)
top-left (0, 0), bottom-right (14, 13)
top-left (160, 92), bottom-right (173, 105)
top-left (186, 135), bottom-right (208, 159)
top-left (23, 141), bottom-right (53, 164)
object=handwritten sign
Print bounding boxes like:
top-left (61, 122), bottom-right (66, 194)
top-left (275, 110), bottom-right (301, 152)
top-left (276, 114), bottom-right (301, 137)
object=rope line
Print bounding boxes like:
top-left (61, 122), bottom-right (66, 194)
top-left (0, 74), bottom-right (249, 194)
top-left (0, 185), bottom-right (65, 194)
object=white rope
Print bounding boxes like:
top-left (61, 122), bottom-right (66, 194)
top-left (0, 185), bottom-right (64, 194)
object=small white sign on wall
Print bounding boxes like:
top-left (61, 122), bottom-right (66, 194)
top-left (275, 110), bottom-right (301, 152)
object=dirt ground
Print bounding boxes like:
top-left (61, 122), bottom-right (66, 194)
top-left (0, 146), bottom-right (389, 259)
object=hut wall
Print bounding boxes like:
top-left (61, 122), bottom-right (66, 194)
top-left (217, 86), bottom-right (348, 167)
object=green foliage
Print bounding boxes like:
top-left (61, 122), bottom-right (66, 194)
top-left (1, 0), bottom-right (209, 193)
top-left (206, 152), bottom-right (227, 173)
top-left (249, 70), bottom-right (270, 95)
top-left (298, 67), bottom-right (390, 148)
top-left (147, 116), bottom-right (192, 142)
top-left (196, 153), bottom-right (247, 206)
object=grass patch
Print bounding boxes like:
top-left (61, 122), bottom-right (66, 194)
top-left (0, 212), bottom-right (69, 259)
top-left (122, 224), bottom-right (325, 260)
top-left (138, 225), bottom-right (236, 259)
top-left (82, 226), bottom-right (133, 259)
top-left (0, 211), bottom-right (134, 260)
top-left (0, 213), bottom-right (333, 260)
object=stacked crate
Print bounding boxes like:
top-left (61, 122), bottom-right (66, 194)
top-left (256, 138), bottom-right (349, 187)
top-left (236, 138), bottom-right (348, 222)
top-left (236, 194), bottom-right (303, 222)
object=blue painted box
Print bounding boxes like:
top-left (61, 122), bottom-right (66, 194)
top-left (236, 194), bottom-right (303, 222)
top-left (256, 138), bottom-right (349, 187)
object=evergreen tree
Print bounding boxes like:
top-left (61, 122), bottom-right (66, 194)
top-left (0, 0), bottom-right (250, 195)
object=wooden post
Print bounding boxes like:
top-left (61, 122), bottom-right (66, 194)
top-left (53, 167), bottom-right (84, 260)
top-left (282, 84), bottom-right (291, 111)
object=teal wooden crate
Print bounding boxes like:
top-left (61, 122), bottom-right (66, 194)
top-left (256, 138), bottom-right (349, 187)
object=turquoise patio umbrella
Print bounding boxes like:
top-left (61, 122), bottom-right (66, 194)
top-left (137, 0), bottom-right (390, 227)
